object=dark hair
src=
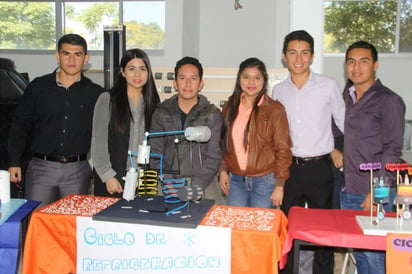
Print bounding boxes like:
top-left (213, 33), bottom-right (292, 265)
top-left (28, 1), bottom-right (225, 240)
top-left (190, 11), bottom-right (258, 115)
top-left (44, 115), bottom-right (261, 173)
top-left (57, 34), bottom-right (87, 54)
top-left (345, 40), bottom-right (378, 63)
top-left (221, 57), bottom-right (268, 152)
top-left (110, 48), bottom-right (160, 133)
top-left (174, 56), bottom-right (203, 79)
top-left (282, 30), bottom-right (314, 55)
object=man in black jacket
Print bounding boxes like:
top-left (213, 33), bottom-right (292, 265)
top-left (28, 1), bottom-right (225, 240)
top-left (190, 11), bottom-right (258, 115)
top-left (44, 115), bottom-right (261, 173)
top-left (149, 57), bottom-right (224, 204)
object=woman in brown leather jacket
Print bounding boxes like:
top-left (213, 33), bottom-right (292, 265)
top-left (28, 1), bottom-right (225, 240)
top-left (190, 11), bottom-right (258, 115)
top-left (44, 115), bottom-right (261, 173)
top-left (219, 57), bottom-right (292, 208)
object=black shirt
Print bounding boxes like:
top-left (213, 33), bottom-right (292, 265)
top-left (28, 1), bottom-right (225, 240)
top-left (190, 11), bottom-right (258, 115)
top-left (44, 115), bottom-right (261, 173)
top-left (7, 71), bottom-right (103, 166)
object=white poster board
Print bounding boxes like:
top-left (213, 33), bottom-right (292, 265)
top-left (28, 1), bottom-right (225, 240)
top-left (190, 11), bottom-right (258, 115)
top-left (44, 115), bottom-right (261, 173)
top-left (76, 217), bottom-right (231, 274)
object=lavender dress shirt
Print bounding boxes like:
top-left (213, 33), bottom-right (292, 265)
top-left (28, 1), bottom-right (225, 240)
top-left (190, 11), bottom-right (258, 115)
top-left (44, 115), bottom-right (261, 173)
top-left (272, 71), bottom-right (345, 158)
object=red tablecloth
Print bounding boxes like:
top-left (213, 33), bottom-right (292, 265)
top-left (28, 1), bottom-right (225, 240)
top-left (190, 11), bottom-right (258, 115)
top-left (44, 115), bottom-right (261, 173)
top-left (280, 206), bottom-right (388, 268)
top-left (23, 195), bottom-right (287, 274)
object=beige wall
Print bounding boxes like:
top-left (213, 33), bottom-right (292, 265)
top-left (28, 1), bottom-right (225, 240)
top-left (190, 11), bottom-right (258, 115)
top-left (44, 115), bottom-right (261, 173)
top-left (85, 67), bottom-right (289, 108)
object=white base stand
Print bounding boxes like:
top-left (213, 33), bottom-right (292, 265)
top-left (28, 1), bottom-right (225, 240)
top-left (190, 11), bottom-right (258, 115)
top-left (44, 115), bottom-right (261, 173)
top-left (356, 216), bottom-right (412, 236)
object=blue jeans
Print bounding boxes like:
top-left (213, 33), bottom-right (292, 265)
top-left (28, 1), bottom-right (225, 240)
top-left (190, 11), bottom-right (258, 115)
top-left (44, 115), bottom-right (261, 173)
top-left (332, 168), bottom-right (344, 209)
top-left (227, 172), bottom-right (275, 208)
top-left (340, 188), bottom-right (396, 274)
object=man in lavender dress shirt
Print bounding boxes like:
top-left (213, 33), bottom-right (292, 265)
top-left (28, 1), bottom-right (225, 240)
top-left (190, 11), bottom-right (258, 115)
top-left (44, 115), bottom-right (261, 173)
top-left (341, 41), bottom-right (405, 274)
top-left (272, 30), bottom-right (345, 274)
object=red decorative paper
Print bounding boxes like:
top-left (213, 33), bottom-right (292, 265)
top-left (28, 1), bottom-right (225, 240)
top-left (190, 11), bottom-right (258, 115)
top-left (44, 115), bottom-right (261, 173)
top-left (201, 205), bottom-right (277, 231)
top-left (39, 194), bottom-right (119, 216)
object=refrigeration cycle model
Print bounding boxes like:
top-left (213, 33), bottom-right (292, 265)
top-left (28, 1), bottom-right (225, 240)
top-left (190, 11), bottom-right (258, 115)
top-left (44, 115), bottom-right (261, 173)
top-left (121, 126), bottom-right (211, 216)
top-left (361, 162), bottom-right (412, 224)
top-left (386, 163), bottom-right (412, 223)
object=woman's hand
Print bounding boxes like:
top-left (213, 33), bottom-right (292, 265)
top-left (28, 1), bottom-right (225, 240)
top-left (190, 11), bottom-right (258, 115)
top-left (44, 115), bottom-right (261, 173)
top-left (271, 186), bottom-right (284, 207)
top-left (105, 177), bottom-right (123, 195)
top-left (218, 171), bottom-right (230, 195)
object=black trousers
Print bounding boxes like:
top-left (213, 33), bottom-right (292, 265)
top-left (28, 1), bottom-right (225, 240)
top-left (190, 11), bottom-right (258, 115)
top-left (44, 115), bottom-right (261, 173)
top-left (281, 157), bottom-right (334, 274)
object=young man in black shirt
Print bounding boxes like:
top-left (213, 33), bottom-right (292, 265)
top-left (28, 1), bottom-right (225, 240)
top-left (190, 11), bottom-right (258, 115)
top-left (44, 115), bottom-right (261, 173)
top-left (8, 34), bottom-right (104, 208)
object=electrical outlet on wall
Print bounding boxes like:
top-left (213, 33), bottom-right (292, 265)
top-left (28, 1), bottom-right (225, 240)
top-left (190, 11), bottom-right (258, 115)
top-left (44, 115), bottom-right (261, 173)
top-left (164, 86), bottom-right (172, 93)
top-left (167, 72), bottom-right (174, 80)
top-left (155, 72), bottom-right (162, 79)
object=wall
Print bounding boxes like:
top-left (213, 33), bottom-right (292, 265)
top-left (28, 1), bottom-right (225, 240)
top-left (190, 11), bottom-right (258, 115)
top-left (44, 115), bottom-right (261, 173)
top-left (84, 66), bottom-right (289, 108)
top-left (290, 0), bottom-right (324, 73)
top-left (324, 55), bottom-right (412, 119)
top-left (0, 0), bottom-right (410, 119)
top-left (197, 0), bottom-right (284, 68)
top-left (0, 0), bottom-right (185, 79)
top-left (0, 0), bottom-right (288, 79)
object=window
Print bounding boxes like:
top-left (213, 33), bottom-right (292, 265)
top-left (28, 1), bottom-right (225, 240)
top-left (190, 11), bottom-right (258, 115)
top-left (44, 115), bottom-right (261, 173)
top-left (0, 2), bottom-right (56, 50)
top-left (324, 0), bottom-right (412, 53)
top-left (123, 1), bottom-right (165, 50)
top-left (0, 0), bottom-right (165, 51)
top-left (64, 1), bottom-right (119, 50)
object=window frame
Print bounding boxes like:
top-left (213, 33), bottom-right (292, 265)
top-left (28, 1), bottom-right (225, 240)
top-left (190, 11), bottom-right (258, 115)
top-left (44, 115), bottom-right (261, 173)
top-left (324, 0), bottom-right (412, 56)
top-left (0, 0), bottom-right (165, 55)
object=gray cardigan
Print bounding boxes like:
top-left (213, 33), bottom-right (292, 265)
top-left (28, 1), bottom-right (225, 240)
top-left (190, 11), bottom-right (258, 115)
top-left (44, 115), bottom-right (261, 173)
top-left (91, 92), bottom-right (145, 183)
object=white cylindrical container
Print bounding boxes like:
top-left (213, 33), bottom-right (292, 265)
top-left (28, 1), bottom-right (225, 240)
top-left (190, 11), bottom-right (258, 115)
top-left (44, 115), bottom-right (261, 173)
top-left (0, 170), bottom-right (11, 203)
top-left (137, 144), bottom-right (151, 164)
top-left (122, 168), bottom-right (138, 201)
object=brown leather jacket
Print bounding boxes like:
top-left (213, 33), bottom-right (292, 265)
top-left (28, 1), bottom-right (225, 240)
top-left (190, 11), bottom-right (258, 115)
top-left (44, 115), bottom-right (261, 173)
top-left (219, 95), bottom-right (292, 186)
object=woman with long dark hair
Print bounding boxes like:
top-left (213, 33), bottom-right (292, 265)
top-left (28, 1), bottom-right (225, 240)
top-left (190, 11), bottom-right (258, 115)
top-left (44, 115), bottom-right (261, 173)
top-left (91, 48), bottom-right (160, 197)
top-left (219, 57), bottom-right (292, 208)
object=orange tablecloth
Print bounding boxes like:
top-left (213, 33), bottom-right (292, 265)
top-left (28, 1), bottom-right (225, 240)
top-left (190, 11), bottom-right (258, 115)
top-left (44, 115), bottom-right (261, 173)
top-left (22, 195), bottom-right (287, 274)
top-left (201, 205), bottom-right (288, 274)
top-left (22, 195), bottom-right (119, 274)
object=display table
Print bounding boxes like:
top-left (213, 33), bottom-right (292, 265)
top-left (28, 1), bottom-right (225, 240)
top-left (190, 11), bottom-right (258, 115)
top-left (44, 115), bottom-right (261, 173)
top-left (280, 206), bottom-right (388, 271)
top-left (22, 194), bottom-right (288, 274)
top-left (22, 195), bottom-right (119, 274)
top-left (201, 205), bottom-right (288, 274)
top-left (0, 199), bottom-right (40, 274)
